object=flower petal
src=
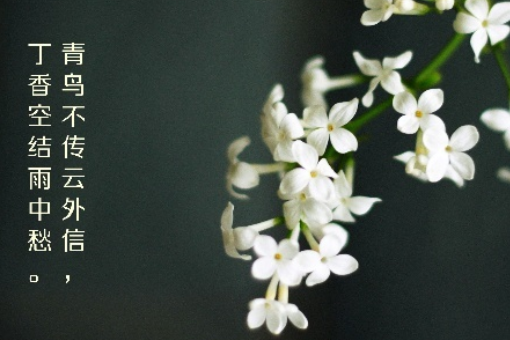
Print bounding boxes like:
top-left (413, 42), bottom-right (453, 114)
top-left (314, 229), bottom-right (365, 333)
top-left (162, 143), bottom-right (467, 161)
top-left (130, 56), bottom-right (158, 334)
top-left (397, 115), bottom-right (420, 134)
top-left (229, 162), bottom-right (260, 189)
top-left (465, 0), bottom-right (489, 21)
top-left (294, 250), bottom-right (321, 273)
top-left (333, 204), bottom-right (356, 222)
top-left (353, 51), bottom-right (382, 76)
top-left (305, 263), bottom-right (330, 286)
top-left (487, 24), bottom-right (510, 45)
top-left (322, 224), bottom-right (349, 246)
top-left (279, 168), bottom-right (310, 196)
top-left (303, 105), bottom-right (328, 128)
top-left (327, 254), bottom-right (359, 275)
top-left (504, 130), bottom-right (510, 150)
top-left (254, 235), bottom-right (278, 257)
top-left (361, 9), bottom-right (386, 26)
top-left (252, 257), bottom-right (277, 280)
top-left (380, 71), bottom-right (404, 95)
top-left (423, 128), bottom-right (449, 152)
top-left (277, 261), bottom-right (302, 286)
top-left (382, 51), bottom-right (413, 69)
top-left (266, 305), bottom-right (287, 334)
top-left (449, 125), bottom-right (479, 151)
top-left (233, 227), bottom-right (259, 251)
top-left (394, 151), bottom-right (415, 163)
top-left (281, 114), bottom-right (305, 139)
top-left (320, 234), bottom-right (343, 257)
top-left (488, 2), bottom-right (510, 24)
top-left (449, 151), bottom-right (476, 180)
top-left (346, 196), bottom-right (382, 215)
top-left (444, 165), bottom-right (465, 187)
top-left (302, 199), bottom-right (333, 227)
top-left (330, 128), bottom-right (358, 153)
top-left (274, 140), bottom-right (295, 163)
top-left (286, 304), bottom-right (308, 329)
top-left (470, 28), bottom-right (488, 63)
top-left (454, 12), bottom-right (482, 33)
top-left (292, 140), bottom-right (318, 170)
top-left (481, 108), bottom-right (510, 131)
top-left (334, 170), bottom-right (353, 198)
top-left (330, 98), bottom-right (359, 127)
top-left (283, 199), bottom-right (302, 229)
top-left (247, 306), bottom-right (266, 329)
top-left (307, 128), bottom-right (330, 156)
top-left (278, 239), bottom-right (300, 259)
top-left (418, 89), bottom-right (444, 114)
top-left (420, 114), bottom-right (446, 131)
top-left (426, 152), bottom-right (449, 182)
top-left (308, 176), bottom-right (336, 201)
top-left (227, 136), bottom-right (250, 162)
top-left (316, 158), bottom-right (339, 178)
top-left (393, 91), bottom-right (417, 115)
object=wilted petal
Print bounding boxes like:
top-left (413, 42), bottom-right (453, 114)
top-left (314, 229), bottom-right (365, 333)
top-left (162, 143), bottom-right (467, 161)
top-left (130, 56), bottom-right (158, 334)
top-left (254, 235), bottom-right (278, 257)
top-left (252, 257), bottom-right (277, 280)
top-left (449, 125), bottom-right (479, 151)
top-left (481, 108), bottom-right (510, 131)
top-left (449, 151), bottom-right (476, 180)
top-left (330, 128), bottom-right (358, 153)
top-left (227, 136), bottom-right (250, 162)
top-left (454, 12), bottom-right (481, 33)
top-left (426, 152), bottom-right (449, 182)
top-left (382, 51), bottom-right (413, 69)
top-left (418, 89), bottom-right (444, 114)
top-left (465, 0), bottom-right (489, 20)
top-left (393, 91), bottom-right (417, 115)
top-left (306, 263), bottom-right (330, 286)
top-left (347, 196), bottom-right (382, 215)
top-left (327, 255), bottom-right (359, 275)
top-left (470, 28), bottom-right (488, 63)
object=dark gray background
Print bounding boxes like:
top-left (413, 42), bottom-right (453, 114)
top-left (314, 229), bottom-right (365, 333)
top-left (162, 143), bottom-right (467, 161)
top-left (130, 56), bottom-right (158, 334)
top-left (1, 0), bottom-right (510, 339)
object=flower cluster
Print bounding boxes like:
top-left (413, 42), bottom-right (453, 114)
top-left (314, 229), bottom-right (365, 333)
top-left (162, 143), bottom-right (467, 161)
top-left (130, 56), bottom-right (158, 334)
top-left (217, 0), bottom-right (510, 335)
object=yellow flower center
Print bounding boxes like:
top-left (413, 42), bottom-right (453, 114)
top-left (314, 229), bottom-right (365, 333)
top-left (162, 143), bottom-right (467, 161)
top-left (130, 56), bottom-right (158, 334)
top-left (274, 253), bottom-right (282, 260)
top-left (310, 171), bottom-right (318, 178)
top-left (327, 124), bottom-right (334, 132)
top-left (445, 145), bottom-right (452, 152)
top-left (415, 110), bottom-right (423, 118)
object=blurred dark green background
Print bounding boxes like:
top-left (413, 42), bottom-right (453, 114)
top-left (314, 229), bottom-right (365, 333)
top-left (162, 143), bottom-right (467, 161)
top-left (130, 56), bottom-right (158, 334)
top-left (1, 0), bottom-right (510, 339)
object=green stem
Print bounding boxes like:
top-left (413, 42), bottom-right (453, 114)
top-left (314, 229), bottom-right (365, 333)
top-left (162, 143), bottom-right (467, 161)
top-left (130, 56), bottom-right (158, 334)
top-left (493, 47), bottom-right (510, 107)
top-left (414, 33), bottom-right (465, 87)
top-left (348, 33), bottom-right (465, 132)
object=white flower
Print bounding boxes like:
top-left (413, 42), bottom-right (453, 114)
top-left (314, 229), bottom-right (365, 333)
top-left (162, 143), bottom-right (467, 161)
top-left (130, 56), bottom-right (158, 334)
top-left (262, 84), bottom-right (285, 118)
top-left (436, 0), bottom-right (454, 11)
top-left (353, 50), bottom-right (412, 107)
top-left (330, 170), bottom-right (381, 222)
top-left (294, 234), bottom-right (359, 286)
top-left (301, 56), bottom-right (361, 108)
top-left (261, 94), bottom-right (304, 162)
top-left (392, 89), bottom-right (446, 134)
top-left (251, 235), bottom-right (302, 286)
top-left (280, 189), bottom-right (333, 229)
top-left (480, 108), bottom-right (510, 150)
top-left (279, 141), bottom-right (338, 201)
top-left (247, 299), bottom-right (308, 334)
top-left (497, 167), bottom-right (510, 183)
top-left (361, 0), bottom-right (427, 26)
top-left (304, 99), bottom-right (359, 156)
top-left (453, 0), bottom-right (510, 63)
top-left (423, 125), bottom-right (480, 182)
top-left (247, 298), bottom-right (287, 334)
top-left (220, 202), bottom-right (252, 261)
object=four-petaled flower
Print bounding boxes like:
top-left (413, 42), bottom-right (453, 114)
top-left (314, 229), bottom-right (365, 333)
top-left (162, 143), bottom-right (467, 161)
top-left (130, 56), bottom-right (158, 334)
top-left (424, 125), bottom-right (480, 182)
top-left (393, 89), bottom-right (446, 134)
top-left (454, 0), bottom-right (510, 63)
top-left (353, 50), bottom-right (412, 107)
top-left (304, 98), bottom-right (359, 156)
top-left (361, 0), bottom-right (424, 26)
top-left (294, 234), bottom-right (359, 286)
top-left (247, 298), bottom-right (308, 334)
top-left (251, 235), bottom-right (303, 286)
